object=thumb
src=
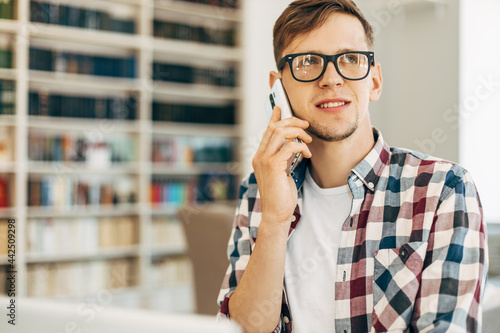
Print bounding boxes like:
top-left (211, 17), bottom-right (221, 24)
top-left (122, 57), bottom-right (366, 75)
top-left (271, 105), bottom-right (281, 123)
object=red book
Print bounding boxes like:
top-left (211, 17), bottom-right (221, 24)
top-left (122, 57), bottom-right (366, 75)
top-left (0, 177), bottom-right (7, 207)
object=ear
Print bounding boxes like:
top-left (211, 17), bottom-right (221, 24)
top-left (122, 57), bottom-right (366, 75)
top-left (369, 62), bottom-right (383, 102)
top-left (269, 71), bottom-right (281, 89)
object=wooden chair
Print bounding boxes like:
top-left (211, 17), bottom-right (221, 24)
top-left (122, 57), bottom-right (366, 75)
top-left (178, 203), bottom-right (236, 316)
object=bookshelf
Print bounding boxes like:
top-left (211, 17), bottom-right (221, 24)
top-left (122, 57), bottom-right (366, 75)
top-left (0, 0), bottom-right (242, 312)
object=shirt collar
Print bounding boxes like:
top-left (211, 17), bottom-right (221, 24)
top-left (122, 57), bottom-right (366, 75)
top-left (291, 127), bottom-right (390, 192)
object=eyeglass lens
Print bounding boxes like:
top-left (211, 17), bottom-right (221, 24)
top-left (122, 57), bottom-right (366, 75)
top-left (292, 53), bottom-right (370, 81)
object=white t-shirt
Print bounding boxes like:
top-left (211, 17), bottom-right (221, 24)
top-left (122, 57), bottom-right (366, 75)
top-left (284, 167), bottom-right (353, 332)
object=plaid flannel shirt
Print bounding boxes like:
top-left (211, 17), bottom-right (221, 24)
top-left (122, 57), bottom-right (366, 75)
top-left (217, 128), bottom-right (488, 332)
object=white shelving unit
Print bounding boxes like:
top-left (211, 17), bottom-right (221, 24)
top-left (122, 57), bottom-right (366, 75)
top-left (0, 0), bottom-right (243, 312)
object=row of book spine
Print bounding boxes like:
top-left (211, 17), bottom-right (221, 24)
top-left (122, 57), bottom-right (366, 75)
top-left (0, 80), bottom-right (15, 115)
top-left (152, 102), bottom-right (235, 125)
top-left (151, 173), bottom-right (236, 206)
top-left (0, 219), bottom-right (11, 255)
top-left (151, 216), bottom-right (186, 247)
top-left (0, 176), bottom-right (8, 208)
top-left (30, 1), bottom-right (135, 34)
top-left (28, 132), bottom-right (136, 164)
top-left (0, 49), bottom-right (12, 68)
top-left (30, 48), bottom-right (137, 78)
top-left (151, 136), bottom-right (234, 164)
top-left (26, 217), bottom-right (137, 256)
top-left (151, 177), bottom-right (197, 208)
top-left (0, 0), bottom-right (13, 19)
top-left (153, 62), bottom-right (236, 87)
top-left (28, 176), bottom-right (137, 207)
top-left (169, 0), bottom-right (239, 9)
top-left (153, 20), bottom-right (235, 47)
top-left (151, 256), bottom-right (192, 287)
top-left (26, 259), bottom-right (136, 297)
top-left (28, 91), bottom-right (137, 119)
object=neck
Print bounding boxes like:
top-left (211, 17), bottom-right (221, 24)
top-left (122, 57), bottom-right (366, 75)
top-left (307, 121), bottom-right (375, 188)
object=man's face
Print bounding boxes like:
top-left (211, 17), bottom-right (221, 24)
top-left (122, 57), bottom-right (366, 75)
top-left (275, 13), bottom-right (382, 142)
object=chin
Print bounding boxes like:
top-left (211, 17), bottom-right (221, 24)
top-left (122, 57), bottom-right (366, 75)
top-left (308, 122), bottom-right (358, 142)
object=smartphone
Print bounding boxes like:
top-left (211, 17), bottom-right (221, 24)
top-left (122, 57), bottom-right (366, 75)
top-left (265, 79), bottom-right (303, 176)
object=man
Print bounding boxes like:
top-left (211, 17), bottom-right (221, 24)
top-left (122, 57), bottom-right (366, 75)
top-left (217, 0), bottom-right (488, 332)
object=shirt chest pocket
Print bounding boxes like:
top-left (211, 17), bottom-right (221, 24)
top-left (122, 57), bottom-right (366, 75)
top-left (371, 241), bottom-right (427, 332)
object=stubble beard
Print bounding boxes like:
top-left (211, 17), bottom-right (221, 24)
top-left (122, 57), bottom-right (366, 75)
top-left (306, 112), bottom-right (359, 142)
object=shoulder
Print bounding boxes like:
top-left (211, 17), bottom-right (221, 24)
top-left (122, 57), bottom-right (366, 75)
top-left (388, 147), bottom-right (474, 199)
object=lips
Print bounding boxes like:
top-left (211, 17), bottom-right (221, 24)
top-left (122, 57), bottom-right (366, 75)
top-left (315, 98), bottom-right (351, 111)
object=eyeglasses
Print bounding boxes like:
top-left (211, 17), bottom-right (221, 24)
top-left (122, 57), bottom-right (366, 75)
top-left (277, 51), bottom-right (375, 82)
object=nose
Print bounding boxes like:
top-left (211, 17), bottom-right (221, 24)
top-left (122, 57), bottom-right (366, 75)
top-left (317, 61), bottom-right (343, 87)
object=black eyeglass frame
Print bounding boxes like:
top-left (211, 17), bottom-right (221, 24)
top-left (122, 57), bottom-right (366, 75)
top-left (277, 51), bottom-right (375, 82)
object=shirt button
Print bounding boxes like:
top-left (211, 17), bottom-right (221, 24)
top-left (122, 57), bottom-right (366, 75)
top-left (291, 215), bottom-right (296, 222)
top-left (284, 316), bottom-right (290, 324)
top-left (368, 181), bottom-right (374, 189)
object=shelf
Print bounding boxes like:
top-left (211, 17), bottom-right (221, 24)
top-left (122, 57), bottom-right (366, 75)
top-left (27, 203), bottom-right (142, 218)
top-left (152, 162), bottom-right (239, 175)
top-left (30, 23), bottom-right (144, 50)
top-left (0, 0), bottom-right (242, 304)
top-left (150, 204), bottom-right (182, 216)
top-left (0, 68), bottom-right (17, 81)
top-left (26, 245), bottom-right (141, 263)
top-left (29, 285), bottom-right (144, 305)
top-left (0, 255), bottom-right (12, 265)
top-left (0, 115), bottom-right (16, 126)
top-left (0, 161), bottom-right (16, 172)
top-left (153, 38), bottom-right (241, 62)
top-left (154, 0), bottom-right (242, 22)
top-left (28, 116), bottom-right (141, 133)
top-left (0, 207), bottom-right (16, 218)
top-left (29, 70), bottom-right (141, 94)
top-left (28, 161), bottom-right (141, 175)
top-left (153, 81), bottom-right (241, 102)
top-left (150, 244), bottom-right (187, 257)
top-left (0, 19), bottom-right (19, 34)
top-left (152, 121), bottom-right (240, 137)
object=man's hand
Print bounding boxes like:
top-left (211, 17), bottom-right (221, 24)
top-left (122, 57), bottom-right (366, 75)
top-left (252, 105), bottom-right (313, 225)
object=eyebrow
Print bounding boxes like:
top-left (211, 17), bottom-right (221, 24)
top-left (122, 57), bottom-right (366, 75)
top-left (299, 48), bottom-right (361, 55)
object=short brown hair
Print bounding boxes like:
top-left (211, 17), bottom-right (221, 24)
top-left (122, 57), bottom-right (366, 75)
top-left (273, 0), bottom-right (374, 65)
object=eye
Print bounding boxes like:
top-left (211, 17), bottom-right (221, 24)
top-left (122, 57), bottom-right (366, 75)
top-left (341, 54), bottom-right (359, 64)
top-left (295, 55), bottom-right (320, 68)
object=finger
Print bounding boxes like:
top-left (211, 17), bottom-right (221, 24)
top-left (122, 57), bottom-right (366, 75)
top-left (260, 110), bottom-right (309, 148)
top-left (273, 141), bottom-right (312, 161)
top-left (264, 127), bottom-right (312, 156)
top-left (270, 105), bottom-right (281, 122)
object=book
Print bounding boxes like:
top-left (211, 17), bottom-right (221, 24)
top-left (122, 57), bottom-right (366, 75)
top-left (165, 0), bottom-right (239, 9)
top-left (151, 256), bottom-right (192, 286)
top-left (0, 0), bottom-right (14, 20)
top-left (0, 80), bottom-right (15, 115)
top-left (29, 47), bottom-right (137, 79)
top-left (0, 49), bottom-right (11, 68)
top-left (152, 136), bottom-right (234, 164)
top-left (0, 219), bottom-right (8, 255)
top-left (30, 1), bottom-right (136, 34)
top-left (28, 175), bottom-right (137, 208)
top-left (28, 91), bottom-right (137, 120)
top-left (152, 62), bottom-right (236, 87)
top-left (152, 102), bottom-right (235, 125)
top-left (153, 20), bottom-right (236, 47)
top-left (26, 258), bottom-right (137, 297)
top-left (0, 129), bottom-right (11, 162)
top-left (152, 216), bottom-right (186, 248)
top-left (0, 177), bottom-right (9, 208)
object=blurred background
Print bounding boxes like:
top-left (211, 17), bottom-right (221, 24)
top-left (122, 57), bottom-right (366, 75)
top-left (0, 0), bottom-right (499, 330)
